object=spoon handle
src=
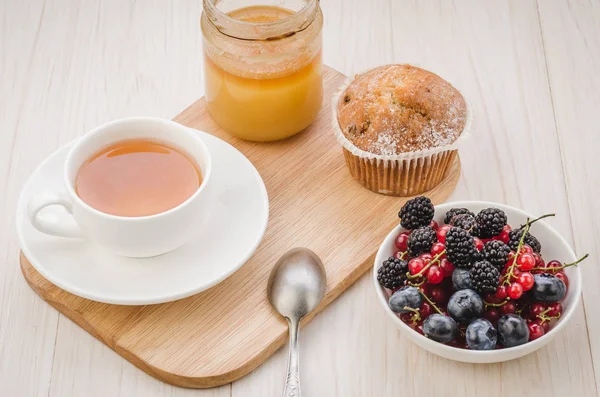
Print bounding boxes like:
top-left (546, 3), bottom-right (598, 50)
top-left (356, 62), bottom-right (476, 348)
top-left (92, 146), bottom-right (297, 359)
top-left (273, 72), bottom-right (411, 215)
top-left (283, 317), bottom-right (301, 397)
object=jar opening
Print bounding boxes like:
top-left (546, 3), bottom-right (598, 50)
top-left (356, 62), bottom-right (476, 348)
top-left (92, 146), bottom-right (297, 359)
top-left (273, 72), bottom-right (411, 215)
top-left (203, 0), bottom-right (319, 41)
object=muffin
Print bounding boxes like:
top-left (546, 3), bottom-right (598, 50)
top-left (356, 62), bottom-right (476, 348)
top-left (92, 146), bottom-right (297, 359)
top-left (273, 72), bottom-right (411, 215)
top-left (333, 64), bottom-right (471, 196)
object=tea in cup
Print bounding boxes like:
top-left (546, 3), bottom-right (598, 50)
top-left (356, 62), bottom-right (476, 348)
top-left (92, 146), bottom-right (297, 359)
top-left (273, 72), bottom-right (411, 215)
top-left (27, 117), bottom-right (212, 258)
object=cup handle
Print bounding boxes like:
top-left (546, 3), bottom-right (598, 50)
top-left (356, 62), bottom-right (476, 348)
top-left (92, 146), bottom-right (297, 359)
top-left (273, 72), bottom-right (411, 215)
top-left (27, 192), bottom-right (84, 238)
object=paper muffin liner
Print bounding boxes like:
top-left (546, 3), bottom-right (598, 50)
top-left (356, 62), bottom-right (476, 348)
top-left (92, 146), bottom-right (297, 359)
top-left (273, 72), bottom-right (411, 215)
top-left (332, 66), bottom-right (473, 196)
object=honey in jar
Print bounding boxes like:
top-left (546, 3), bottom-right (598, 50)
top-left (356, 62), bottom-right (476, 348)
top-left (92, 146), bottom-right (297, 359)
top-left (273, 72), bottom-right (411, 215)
top-left (201, 0), bottom-right (323, 142)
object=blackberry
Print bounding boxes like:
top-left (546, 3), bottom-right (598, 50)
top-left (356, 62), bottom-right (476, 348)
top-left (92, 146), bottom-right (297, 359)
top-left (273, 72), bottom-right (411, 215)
top-left (377, 257), bottom-right (409, 290)
top-left (407, 226), bottom-right (436, 257)
top-left (508, 228), bottom-right (541, 253)
top-left (475, 208), bottom-right (507, 238)
top-left (469, 260), bottom-right (500, 293)
top-left (481, 240), bottom-right (511, 270)
top-left (398, 196), bottom-right (435, 230)
top-left (450, 213), bottom-right (480, 236)
top-left (445, 227), bottom-right (478, 268)
top-left (444, 208), bottom-right (475, 225)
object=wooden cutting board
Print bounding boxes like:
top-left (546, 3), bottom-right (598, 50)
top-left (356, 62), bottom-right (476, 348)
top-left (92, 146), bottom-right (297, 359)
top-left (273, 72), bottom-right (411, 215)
top-left (20, 66), bottom-right (461, 388)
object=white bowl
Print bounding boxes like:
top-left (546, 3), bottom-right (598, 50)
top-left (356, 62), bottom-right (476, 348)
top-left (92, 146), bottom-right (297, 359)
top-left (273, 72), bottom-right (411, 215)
top-left (373, 201), bottom-right (582, 363)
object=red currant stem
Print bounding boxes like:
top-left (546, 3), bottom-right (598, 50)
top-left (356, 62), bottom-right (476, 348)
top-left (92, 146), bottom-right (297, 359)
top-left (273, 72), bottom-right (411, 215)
top-left (402, 306), bottom-right (422, 324)
top-left (484, 299), bottom-right (509, 308)
top-left (537, 308), bottom-right (561, 324)
top-left (516, 308), bottom-right (524, 316)
top-left (406, 249), bottom-right (447, 280)
top-left (503, 220), bottom-right (531, 286)
top-left (530, 253), bottom-right (589, 272)
top-left (408, 278), bottom-right (426, 288)
top-left (561, 253), bottom-right (589, 267)
top-left (538, 308), bottom-right (551, 317)
top-left (518, 213), bottom-right (556, 229)
top-left (398, 251), bottom-right (408, 260)
top-left (418, 290), bottom-right (444, 315)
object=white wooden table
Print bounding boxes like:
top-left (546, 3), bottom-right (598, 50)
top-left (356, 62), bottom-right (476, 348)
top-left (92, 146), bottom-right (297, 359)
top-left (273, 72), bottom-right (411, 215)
top-left (1, 0), bottom-right (599, 396)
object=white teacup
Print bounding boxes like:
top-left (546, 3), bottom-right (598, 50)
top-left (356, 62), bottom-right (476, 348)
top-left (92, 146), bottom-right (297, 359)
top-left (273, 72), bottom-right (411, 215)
top-left (27, 117), bottom-right (212, 258)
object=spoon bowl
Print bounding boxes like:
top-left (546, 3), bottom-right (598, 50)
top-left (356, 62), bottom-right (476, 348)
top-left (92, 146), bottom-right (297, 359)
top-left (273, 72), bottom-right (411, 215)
top-left (268, 248), bottom-right (326, 397)
top-left (268, 248), bottom-right (326, 319)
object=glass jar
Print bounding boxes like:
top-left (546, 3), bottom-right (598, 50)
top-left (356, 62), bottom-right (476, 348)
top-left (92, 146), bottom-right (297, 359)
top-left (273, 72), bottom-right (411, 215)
top-left (201, 0), bottom-right (323, 142)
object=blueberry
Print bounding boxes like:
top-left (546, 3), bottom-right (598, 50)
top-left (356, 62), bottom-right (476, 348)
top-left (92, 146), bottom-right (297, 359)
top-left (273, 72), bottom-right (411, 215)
top-left (447, 289), bottom-right (484, 324)
top-left (532, 273), bottom-right (567, 302)
top-left (497, 314), bottom-right (529, 347)
top-left (452, 268), bottom-right (473, 290)
top-left (423, 314), bottom-right (458, 343)
top-left (466, 318), bottom-right (498, 350)
top-left (389, 286), bottom-right (423, 314)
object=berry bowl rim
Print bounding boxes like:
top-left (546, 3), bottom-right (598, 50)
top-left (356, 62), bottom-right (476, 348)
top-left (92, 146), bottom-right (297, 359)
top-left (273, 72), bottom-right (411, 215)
top-left (372, 200), bottom-right (582, 363)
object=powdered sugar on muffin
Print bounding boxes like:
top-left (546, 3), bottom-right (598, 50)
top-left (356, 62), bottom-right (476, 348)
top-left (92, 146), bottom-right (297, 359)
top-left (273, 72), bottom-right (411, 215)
top-left (337, 65), bottom-right (467, 155)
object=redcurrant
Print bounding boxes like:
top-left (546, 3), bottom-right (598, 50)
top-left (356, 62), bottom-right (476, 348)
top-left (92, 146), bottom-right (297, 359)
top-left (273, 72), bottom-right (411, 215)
top-left (517, 253), bottom-right (535, 271)
top-left (427, 265), bottom-right (444, 284)
top-left (473, 237), bottom-right (484, 251)
top-left (399, 313), bottom-right (413, 324)
top-left (408, 258), bottom-right (425, 275)
top-left (510, 268), bottom-right (522, 281)
top-left (484, 308), bottom-right (500, 324)
top-left (420, 302), bottom-right (433, 319)
top-left (508, 282), bottom-right (523, 299)
top-left (540, 321), bottom-right (550, 333)
top-left (518, 272), bottom-right (535, 291)
top-left (498, 225), bottom-right (512, 244)
top-left (547, 302), bottom-right (563, 317)
top-left (546, 260), bottom-right (562, 274)
top-left (393, 250), bottom-right (406, 260)
top-left (430, 285), bottom-right (448, 305)
top-left (495, 285), bottom-right (508, 300)
top-left (501, 301), bottom-right (517, 315)
top-left (439, 259), bottom-right (454, 277)
top-left (430, 242), bottom-right (446, 258)
top-left (520, 245), bottom-right (533, 255)
top-left (555, 272), bottom-right (569, 288)
top-left (394, 232), bottom-right (410, 251)
top-left (529, 302), bottom-right (547, 319)
top-left (417, 286), bottom-right (431, 301)
top-left (436, 225), bottom-right (452, 244)
top-left (528, 321), bottom-right (545, 341)
top-left (484, 293), bottom-right (501, 304)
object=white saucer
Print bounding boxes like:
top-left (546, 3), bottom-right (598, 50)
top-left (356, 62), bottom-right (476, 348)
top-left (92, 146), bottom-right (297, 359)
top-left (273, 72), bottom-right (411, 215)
top-left (17, 129), bottom-right (269, 305)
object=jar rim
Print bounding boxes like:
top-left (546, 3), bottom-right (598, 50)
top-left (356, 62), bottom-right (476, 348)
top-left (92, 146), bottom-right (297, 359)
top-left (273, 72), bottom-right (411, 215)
top-left (203, 0), bottom-right (320, 41)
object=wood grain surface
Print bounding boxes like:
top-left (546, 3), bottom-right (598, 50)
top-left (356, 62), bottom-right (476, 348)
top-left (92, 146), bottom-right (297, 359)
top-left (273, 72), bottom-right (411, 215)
top-left (19, 65), bottom-right (460, 388)
top-left (2, 0), bottom-right (599, 396)
top-left (21, 67), bottom-right (460, 388)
